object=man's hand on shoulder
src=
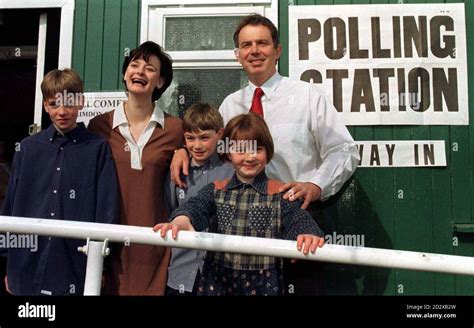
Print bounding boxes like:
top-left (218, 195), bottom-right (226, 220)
top-left (279, 182), bottom-right (321, 209)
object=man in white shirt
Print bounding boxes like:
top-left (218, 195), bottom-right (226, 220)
top-left (171, 14), bottom-right (359, 295)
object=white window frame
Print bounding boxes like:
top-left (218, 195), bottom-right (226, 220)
top-left (150, 6), bottom-right (265, 63)
top-left (140, 0), bottom-right (278, 68)
top-left (0, 0), bottom-right (75, 69)
top-left (0, 0), bottom-right (75, 131)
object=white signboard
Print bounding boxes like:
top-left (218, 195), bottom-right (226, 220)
top-left (78, 92), bottom-right (127, 126)
top-left (357, 140), bottom-right (446, 167)
top-left (289, 4), bottom-right (469, 125)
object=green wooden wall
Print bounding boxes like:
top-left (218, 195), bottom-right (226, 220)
top-left (71, 0), bottom-right (474, 295)
top-left (72, 0), bottom-right (141, 92)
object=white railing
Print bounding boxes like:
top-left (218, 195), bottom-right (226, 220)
top-left (0, 215), bottom-right (473, 295)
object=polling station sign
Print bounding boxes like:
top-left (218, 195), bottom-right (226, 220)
top-left (289, 3), bottom-right (468, 125)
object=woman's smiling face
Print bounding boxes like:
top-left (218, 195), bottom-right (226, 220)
top-left (123, 55), bottom-right (164, 98)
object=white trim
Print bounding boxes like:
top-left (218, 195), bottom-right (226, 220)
top-left (0, 0), bottom-right (75, 68)
top-left (34, 13), bottom-right (48, 129)
top-left (140, 0), bottom-right (278, 49)
top-left (0, 0), bottom-right (75, 129)
top-left (172, 61), bottom-right (243, 68)
top-left (57, 0), bottom-right (74, 68)
top-left (142, 0), bottom-right (271, 6)
top-left (150, 6), bottom-right (265, 62)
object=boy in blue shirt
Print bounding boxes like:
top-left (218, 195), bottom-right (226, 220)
top-left (164, 103), bottom-right (233, 295)
top-left (1, 69), bottom-right (119, 295)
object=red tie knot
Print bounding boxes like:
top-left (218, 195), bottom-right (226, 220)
top-left (254, 87), bottom-right (264, 99)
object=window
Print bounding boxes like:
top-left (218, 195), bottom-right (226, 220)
top-left (141, 0), bottom-right (277, 116)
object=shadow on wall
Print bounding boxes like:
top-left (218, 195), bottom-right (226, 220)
top-left (321, 177), bottom-right (393, 295)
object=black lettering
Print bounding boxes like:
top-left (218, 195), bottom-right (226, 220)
top-left (298, 19), bottom-right (321, 60)
top-left (351, 69), bottom-right (375, 112)
top-left (370, 145), bottom-right (380, 166)
top-left (408, 67), bottom-right (430, 112)
top-left (423, 144), bottom-right (435, 165)
top-left (414, 144), bottom-right (419, 165)
top-left (403, 16), bottom-right (428, 58)
top-left (430, 16), bottom-right (455, 58)
top-left (386, 144), bottom-right (395, 166)
top-left (371, 17), bottom-right (391, 58)
top-left (433, 68), bottom-right (458, 112)
top-left (397, 68), bottom-right (406, 111)
top-left (324, 18), bottom-right (346, 60)
top-left (349, 17), bottom-right (369, 59)
top-left (393, 16), bottom-right (402, 58)
top-left (358, 144), bottom-right (364, 166)
top-left (300, 70), bottom-right (322, 84)
top-left (327, 69), bottom-right (348, 112)
top-left (374, 68), bottom-right (395, 111)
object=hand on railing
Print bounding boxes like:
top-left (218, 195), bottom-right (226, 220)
top-left (153, 215), bottom-right (195, 240)
top-left (290, 234), bottom-right (325, 263)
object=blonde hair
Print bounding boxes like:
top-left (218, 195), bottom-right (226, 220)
top-left (41, 68), bottom-right (83, 100)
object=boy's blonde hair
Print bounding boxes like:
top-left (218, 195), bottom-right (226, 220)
top-left (182, 103), bottom-right (224, 133)
top-left (41, 68), bottom-right (84, 100)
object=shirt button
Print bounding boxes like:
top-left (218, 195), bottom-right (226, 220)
top-left (50, 213), bottom-right (55, 217)
top-left (53, 190), bottom-right (57, 194)
top-left (60, 147), bottom-right (64, 150)
top-left (56, 167), bottom-right (60, 171)
top-left (48, 237), bottom-right (51, 240)
top-left (73, 140), bottom-right (77, 143)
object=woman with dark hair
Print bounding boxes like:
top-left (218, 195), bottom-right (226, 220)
top-left (88, 41), bottom-right (183, 295)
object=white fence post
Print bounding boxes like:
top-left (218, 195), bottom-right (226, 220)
top-left (78, 239), bottom-right (110, 296)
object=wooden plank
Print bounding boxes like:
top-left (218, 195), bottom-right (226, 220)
top-left (278, 0), bottom-right (289, 77)
top-left (72, 0), bottom-right (88, 77)
top-left (100, 0), bottom-right (122, 90)
top-left (370, 0), bottom-right (396, 298)
top-left (351, 12), bottom-right (379, 298)
top-left (427, 0), bottom-right (457, 297)
top-left (118, 0), bottom-right (140, 89)
top-left (465, 0), bottom-right (474, 224)
top-left (454, 0), bottom-right (474, 296)
top-left (83, 0), bottom-right (105, 91)
top-left (406, 0), bottom-right (435, 294)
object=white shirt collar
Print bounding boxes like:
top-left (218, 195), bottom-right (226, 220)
top-left (248, 72), bottom-right (282, 101)
top-left (112, 101), bottom-right (165, 129)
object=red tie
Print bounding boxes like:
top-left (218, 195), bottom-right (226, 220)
top-left (249, 87), bottom-right (264, 117)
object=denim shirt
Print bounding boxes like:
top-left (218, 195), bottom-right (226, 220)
top-left (1, 123), bottom-right (119, 295)
top-left (165, 153), bottom-right (233, 292)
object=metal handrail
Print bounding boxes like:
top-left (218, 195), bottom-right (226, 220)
top-left (0, 215), bottom-right (473, 295)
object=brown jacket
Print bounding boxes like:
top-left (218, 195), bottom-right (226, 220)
top-left (88, 110), bottom-right (183, 295)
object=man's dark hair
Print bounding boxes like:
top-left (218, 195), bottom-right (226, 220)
top-left (233, 14), bottom-right (279, 48)
top-left (122, 41), bottom-right (173, 102)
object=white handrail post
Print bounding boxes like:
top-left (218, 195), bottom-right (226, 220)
top-left (78, 239), bottom-right (110, 296)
